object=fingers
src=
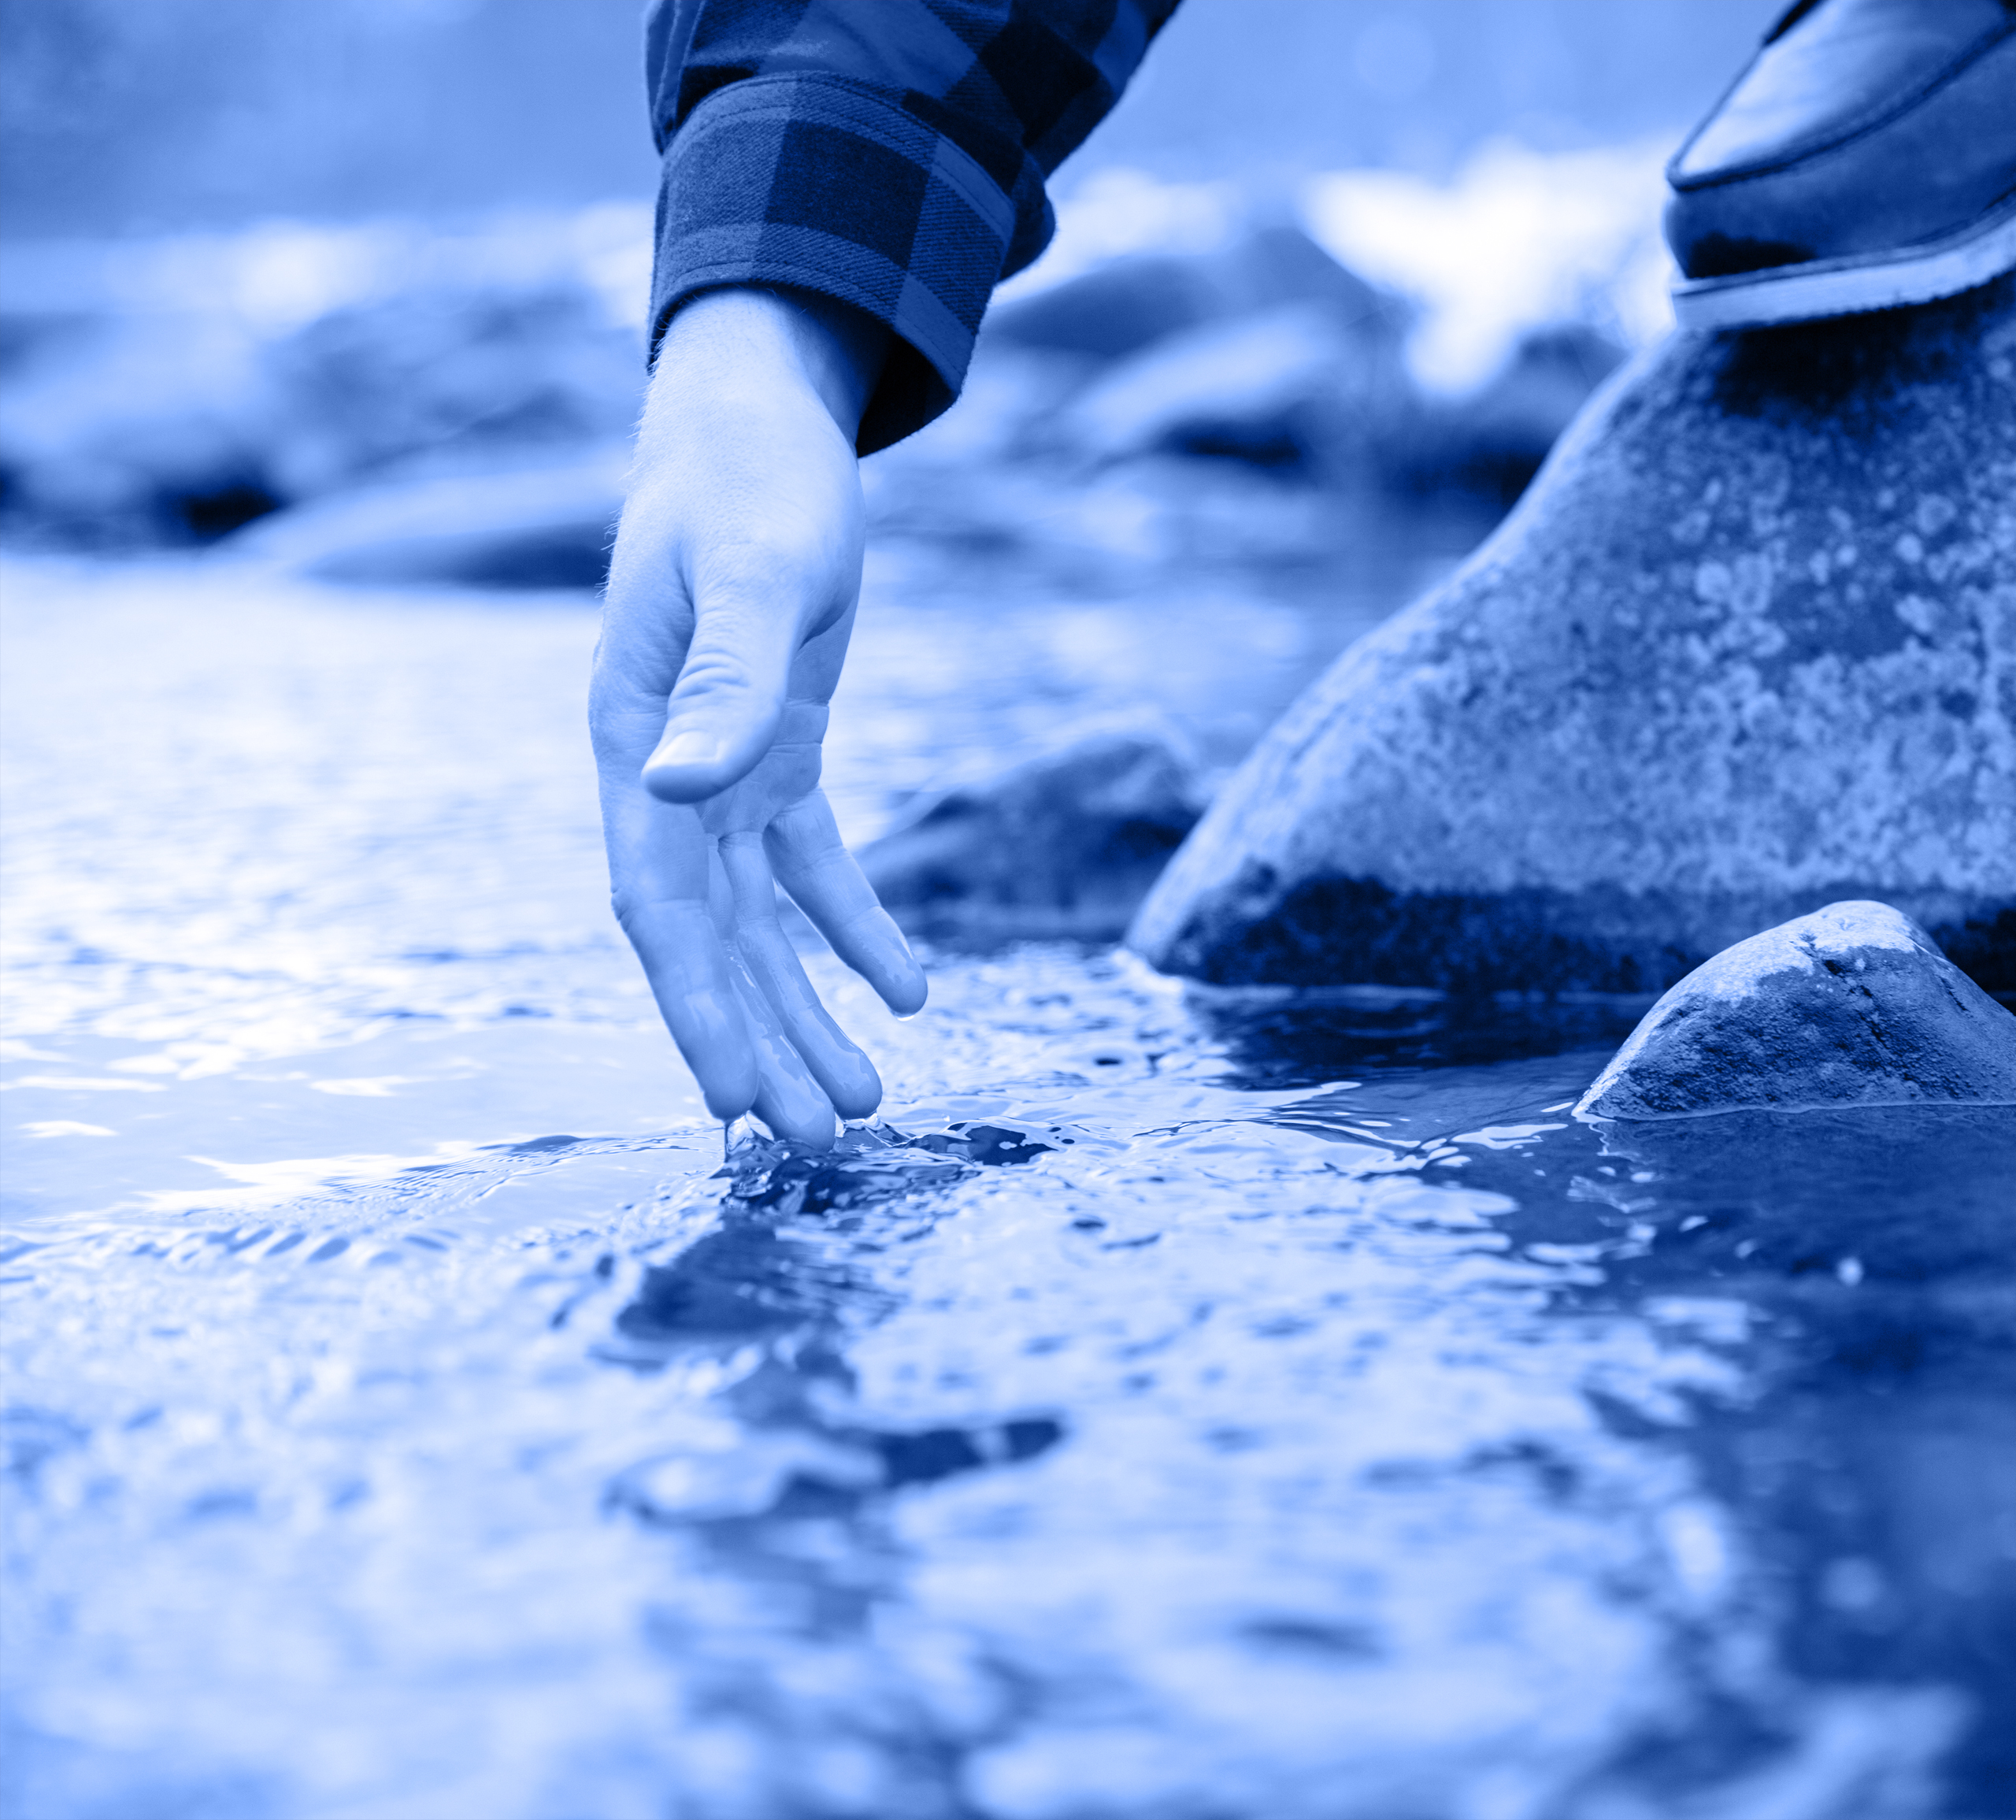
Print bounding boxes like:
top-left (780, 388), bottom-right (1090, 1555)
top-left (618, 898), bottom-right (761, 1121)
top-left (729, 954), bottom-right (839, 1150)
top-left (765, 794), bottom-right (928, 1017)
top-left (607, 842), bottom-right (843, 1146)
top-left (719, 833), bottom-right (884, 1121)
top-left (598, 665), bottom-right (876, 1141)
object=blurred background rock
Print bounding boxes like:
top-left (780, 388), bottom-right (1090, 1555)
top-left (0, 0), bottom-right (1779, 580)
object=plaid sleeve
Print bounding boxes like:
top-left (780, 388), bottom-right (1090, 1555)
top-left (643, 0), bottom-right (1180, 453)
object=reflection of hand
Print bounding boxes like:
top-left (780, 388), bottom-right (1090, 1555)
top-left (590, 289), bottom-right (925, 1144)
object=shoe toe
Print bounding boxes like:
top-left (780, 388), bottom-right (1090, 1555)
top-left (1665, 0), bottom-right (2016, 282)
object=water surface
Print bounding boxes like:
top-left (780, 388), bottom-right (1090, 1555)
top-left (2, 550), bottom-right (2007, 1820)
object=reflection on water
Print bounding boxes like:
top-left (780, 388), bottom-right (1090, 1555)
top-left (2, 554), bottom-right (2008, 1819)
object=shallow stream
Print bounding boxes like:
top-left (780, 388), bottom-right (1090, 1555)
top-left (2, 546), bottom-right (2009, 1820)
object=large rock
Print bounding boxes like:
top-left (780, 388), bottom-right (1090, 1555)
top-left (858, 724), bottom-right (1206, 943)
top-left (1576, 901), bottom-right (2016, 1119)
top-left (1130, 275), bottom-right (2016, 994)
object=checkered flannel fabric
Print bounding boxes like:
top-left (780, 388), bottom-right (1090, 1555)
top-left (644, 0), bottom-right (1179, 450)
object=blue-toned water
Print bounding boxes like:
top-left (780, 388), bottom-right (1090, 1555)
top-left (2, 548), bottom-right (2009, 1820)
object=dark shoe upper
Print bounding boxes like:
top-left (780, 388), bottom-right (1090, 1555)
top-left (1664, 0), bottom-right (2016, 281)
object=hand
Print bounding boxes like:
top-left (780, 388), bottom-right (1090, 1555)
top-left (590, 289), bottom-right (926, 1145)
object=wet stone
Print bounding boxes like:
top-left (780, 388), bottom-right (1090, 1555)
top-left (1577, 901), bottom-right (2016, 1119)
top-left (1131, 275), bottom-right (2016, 995)
top-left (860, 722), bottom-right (1208, 942)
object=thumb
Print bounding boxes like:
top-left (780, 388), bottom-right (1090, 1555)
top-left (641, 590), bottom-right (794, 803)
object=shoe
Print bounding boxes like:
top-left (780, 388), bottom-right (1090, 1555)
top-left (1664, 0), bottom-right (2016, 330)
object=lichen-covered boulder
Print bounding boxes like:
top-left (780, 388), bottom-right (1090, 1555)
top-left (858, 723), bottom-right (1206, 943)
top-left (1576, 901), bottom-right (2016, 1119)
top-left (1130, 276), bottom-right (2016, 995)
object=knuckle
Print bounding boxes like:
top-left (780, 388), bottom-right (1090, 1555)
top-left (671, 646), bottom-right (758, 697)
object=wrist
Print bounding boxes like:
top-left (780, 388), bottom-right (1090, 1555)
top-left (652, 287), bottom-right (888, 445)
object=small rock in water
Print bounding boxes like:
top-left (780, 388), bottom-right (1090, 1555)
top-left (1577, 901), bottom-right (2016, 1120)
top-left (858, 721), bottom-right (1208, 942)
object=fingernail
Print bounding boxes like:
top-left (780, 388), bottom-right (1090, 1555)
top-left (648, 730), bottom-right (722, 773)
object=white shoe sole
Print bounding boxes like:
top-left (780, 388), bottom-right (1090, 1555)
top-left (1670, 193), bottom-right (2016, 331)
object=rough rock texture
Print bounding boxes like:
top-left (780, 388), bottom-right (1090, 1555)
top-left (1576, 901), bottom-right (2016, 1119)
top-left (1130, 276), bottom-right (2016, 993)
top-left (858, 725), bottom-right (1206, 943)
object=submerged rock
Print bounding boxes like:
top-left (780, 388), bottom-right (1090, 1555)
top-left (1577, 901), bottom-right (2016, 1119)
top-left (1130, 275), bottom-right (2016, 994)
top-left (858, 724), bottom-right (1207, 942)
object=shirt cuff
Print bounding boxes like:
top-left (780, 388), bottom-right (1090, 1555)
top-left (650, 74), bottom-right (1020, 454)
